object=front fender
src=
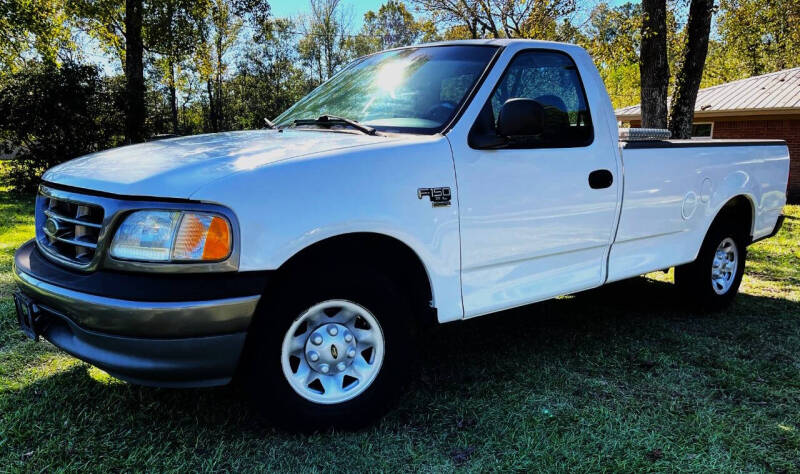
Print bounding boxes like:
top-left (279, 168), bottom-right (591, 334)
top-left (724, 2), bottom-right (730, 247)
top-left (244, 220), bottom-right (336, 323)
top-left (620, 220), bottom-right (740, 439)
top-left (190, 134), bottom-right (464, 322)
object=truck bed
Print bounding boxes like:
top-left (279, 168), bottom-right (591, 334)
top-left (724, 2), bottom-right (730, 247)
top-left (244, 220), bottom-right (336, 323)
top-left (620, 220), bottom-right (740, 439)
top-left (608, 138), bottom-right (789, 283)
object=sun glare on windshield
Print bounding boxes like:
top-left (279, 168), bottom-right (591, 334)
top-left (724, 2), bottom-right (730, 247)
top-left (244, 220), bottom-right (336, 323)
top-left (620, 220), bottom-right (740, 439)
top-left (375, 60), bottom-right (410, 98)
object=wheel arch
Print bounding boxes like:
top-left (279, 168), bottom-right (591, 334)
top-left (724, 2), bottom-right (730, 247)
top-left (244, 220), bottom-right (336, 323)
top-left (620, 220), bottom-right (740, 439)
top-left (268, 232), bottom-right (438, 328)
top-left (709, 194), bottom-right (756, 242)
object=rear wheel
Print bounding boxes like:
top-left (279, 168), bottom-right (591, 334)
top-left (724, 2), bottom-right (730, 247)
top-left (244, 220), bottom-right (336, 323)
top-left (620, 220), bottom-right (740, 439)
top-left (675, 219), bottom-right (747, 310)
top-left (243, 265), bottom-right (416, 431)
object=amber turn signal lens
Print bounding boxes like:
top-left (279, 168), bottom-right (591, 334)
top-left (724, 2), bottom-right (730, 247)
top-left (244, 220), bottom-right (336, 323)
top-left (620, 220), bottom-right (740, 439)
top-left (171, 212), bottom-right (232, 261)
top-left (202, 216), bottom-right (231, 260)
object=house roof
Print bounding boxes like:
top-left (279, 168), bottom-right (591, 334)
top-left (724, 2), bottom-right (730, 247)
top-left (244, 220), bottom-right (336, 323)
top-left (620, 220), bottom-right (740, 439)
top-left (616, 67), bottom-right (800, 120)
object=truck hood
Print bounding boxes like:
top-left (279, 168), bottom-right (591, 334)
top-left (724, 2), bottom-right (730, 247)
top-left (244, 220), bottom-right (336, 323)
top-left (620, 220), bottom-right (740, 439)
top-left (43, 130), bottom-right (399, 199)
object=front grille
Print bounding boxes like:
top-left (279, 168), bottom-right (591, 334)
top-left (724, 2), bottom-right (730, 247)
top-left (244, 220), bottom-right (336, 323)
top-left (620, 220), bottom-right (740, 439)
top-left (37, 193), bottom-right (104, 266)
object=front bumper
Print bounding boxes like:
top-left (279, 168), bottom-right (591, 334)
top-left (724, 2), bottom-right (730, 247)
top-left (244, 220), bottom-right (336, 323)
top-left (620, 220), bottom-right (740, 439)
top-left (13, 240), bottom-right (265, 387)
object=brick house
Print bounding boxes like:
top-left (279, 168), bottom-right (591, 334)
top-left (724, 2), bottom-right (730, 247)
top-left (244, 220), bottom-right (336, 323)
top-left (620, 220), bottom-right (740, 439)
top-left (616, 67), bottom-right (800, 201)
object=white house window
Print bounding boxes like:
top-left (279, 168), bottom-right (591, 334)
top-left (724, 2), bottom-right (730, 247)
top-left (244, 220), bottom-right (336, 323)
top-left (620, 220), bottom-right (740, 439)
top-left (691, 122), bottom-right (713, 138)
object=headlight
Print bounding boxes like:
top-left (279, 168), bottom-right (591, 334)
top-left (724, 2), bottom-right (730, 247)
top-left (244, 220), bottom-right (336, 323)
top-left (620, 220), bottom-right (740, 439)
top-left (110, 210), bottom-right (232, 262)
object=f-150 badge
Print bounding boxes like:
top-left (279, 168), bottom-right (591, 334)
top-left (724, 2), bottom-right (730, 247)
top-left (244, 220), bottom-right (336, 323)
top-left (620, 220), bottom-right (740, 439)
top-left (417, 187), bottom-right (451, 207)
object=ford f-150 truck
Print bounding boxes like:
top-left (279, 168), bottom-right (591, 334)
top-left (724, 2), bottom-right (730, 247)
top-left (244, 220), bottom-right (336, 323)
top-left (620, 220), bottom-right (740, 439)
top-left (12, 39), bottom-right (789, 430)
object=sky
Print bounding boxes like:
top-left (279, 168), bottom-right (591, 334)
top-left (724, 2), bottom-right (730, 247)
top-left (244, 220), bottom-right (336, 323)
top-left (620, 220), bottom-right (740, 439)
top-left (268, 0), bottom-right (638, 30)
top-left (269, 0), bottom-right (387, 29)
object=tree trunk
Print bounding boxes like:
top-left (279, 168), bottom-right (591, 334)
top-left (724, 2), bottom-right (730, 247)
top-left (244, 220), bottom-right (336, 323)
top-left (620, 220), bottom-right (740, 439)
top-left (316, 50), bottom-right (323, 84)
top-left (669, 0), bottom-right (714, 139)
top-left (207, 79), bottom-right (218, 132)
top-left (468, 19), bottom-right (478, 39)
top-left (124, 0), bottom-right (146, 143)
top-left (215, 37), bottom-right (224, 130)
top-left (169, 59), bottom-right (178, 135)
top-left (639, 0), bottom-right (669, 129)
top-left (324, 33), bottom-right (334, 79)
top-left (215, 72), bottom-right (223, 130)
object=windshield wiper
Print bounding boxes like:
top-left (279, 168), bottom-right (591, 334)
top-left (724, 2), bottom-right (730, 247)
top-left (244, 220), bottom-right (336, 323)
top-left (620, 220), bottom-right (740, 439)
top-left (293, 115), bottom-right (377, 135)
top-left (263, 117), bottom-right (277, 129)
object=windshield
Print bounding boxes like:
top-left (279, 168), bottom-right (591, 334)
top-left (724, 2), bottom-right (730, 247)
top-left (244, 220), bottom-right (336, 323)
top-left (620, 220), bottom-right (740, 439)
top-left (274, 45), bottom-right (499, 134)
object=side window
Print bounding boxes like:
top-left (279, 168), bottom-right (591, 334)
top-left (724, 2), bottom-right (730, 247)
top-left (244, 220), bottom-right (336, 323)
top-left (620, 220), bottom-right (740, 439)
top-left (477, 51), bottom-right (593, 148)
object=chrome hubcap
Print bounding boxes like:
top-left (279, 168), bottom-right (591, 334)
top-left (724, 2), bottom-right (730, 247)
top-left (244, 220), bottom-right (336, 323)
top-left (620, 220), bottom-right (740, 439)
top-left (281, 300), bottom-right (384, 404)
top-left (304, 323), bottom-right (356, 375)
top-left (711, 237), bottom-right (738, 295)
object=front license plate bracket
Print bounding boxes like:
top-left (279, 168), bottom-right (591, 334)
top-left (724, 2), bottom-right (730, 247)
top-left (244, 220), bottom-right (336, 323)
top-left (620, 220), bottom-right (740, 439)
top-left (14, 292), bottom-right (41, 341)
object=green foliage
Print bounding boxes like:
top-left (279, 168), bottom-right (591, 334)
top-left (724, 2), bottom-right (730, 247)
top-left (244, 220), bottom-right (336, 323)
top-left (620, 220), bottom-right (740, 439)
top-left (363, 1), bottom-right (425, 50)
top-left (412, 0), bottom-right (576, 39)
top-left (345, 1), bottom-right (439, 59)
top-left (296, 0), bottom-right (351, 85)
top-left (0, 62), bottom-right (125, 192)
top-left (717, 0), bottom-right (800, 78)
top-left (146, 0), bottom-right (210, 133)
top-left (0, 0), bottom-right (71, 72)
top-left (577, 2), bottom-right (642, 109)
top-left (228, 19), bottom-right (311, 128)
top-left (66, 0), bottom-right (126, 62)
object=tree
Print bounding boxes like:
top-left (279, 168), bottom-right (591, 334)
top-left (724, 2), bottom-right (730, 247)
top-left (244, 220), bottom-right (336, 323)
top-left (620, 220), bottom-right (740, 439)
top-left (579, 2), bottom-right (641, 109)
top-left (638, 0), bottom-right (669, 129)
top-left (0, 62), bottom-right (125, 192)
top-left (669, 0), bottom-right (714, 139)
top-left (346, 1), bottom-right (432, 57)
top-left (66, 0), bottom-right (125, 60)
top-left (716, 0), bottom-right (800, 77)
top-left (196, 0), bottom-right (242, 131)
top-left (125, 0), bottom-right (147, 142)
top-left (194, 0), bottom-right (270, 132)
top-left (412, 0), bottom-right (576, 40)
top-left (229, 18), bottom-right (311, 128)
top-left (298, 0), bottom-right (350, 84)
top-left (364, 1), bottom-right (422, 49)
top-left (0, 0), bottom-right (71, 72)
top-left (145, 0), bottom-right (209, 134)
top-left (66, 0), bottom-right (146, 142)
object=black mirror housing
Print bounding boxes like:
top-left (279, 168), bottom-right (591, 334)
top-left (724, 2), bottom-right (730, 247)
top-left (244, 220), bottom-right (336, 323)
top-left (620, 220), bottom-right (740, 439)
top-left (496, 98), bottom-right (544, 137)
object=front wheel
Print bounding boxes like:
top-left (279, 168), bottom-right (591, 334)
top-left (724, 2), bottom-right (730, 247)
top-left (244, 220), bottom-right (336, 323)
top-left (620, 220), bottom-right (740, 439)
top-left (242, 265), bottom-right (416, 431)
top-left (675, 220), bottom-right (747, 310)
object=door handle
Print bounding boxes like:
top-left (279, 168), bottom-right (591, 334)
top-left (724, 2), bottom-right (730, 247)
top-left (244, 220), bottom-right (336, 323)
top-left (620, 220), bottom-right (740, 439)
top-left (588, 169), bottom-right (613, 189)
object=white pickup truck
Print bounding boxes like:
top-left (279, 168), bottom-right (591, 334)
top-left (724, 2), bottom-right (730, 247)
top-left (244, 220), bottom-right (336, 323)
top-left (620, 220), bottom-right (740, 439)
top-left (13, 39), bottom-right (789, 430)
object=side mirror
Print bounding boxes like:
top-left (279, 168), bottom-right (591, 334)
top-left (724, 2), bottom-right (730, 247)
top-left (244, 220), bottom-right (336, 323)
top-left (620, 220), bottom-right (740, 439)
top-left (496, 98), bottom-right (544, 137)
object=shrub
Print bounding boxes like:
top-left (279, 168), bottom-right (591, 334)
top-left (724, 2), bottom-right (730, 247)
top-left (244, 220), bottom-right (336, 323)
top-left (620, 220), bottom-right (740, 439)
top-left (0, 61), bottom-right (125, 193)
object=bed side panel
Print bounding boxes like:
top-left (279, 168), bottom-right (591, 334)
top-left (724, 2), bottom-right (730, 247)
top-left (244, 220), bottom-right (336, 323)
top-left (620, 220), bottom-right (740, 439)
top-left (607, 142), bottom-right (788, 282)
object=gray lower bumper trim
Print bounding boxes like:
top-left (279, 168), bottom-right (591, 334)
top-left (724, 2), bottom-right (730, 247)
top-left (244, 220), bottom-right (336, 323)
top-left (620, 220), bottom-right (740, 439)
top-left (41, 311), bottom-right (245, 387)
top-left (14, 266), bottom-right (260, 338)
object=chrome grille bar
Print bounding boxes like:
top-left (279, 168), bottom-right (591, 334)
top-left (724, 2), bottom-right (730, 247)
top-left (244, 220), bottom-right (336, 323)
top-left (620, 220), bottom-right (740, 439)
top-left (36, 189), bottom-right (105, 268)
top-left (41, 230), bottom-right (99, 249)
top-left (43, 209), bottom-right (103, 229)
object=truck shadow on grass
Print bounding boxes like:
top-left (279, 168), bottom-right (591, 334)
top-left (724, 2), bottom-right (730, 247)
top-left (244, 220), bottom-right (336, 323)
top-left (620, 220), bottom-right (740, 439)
top-left (3, 276), bottom-right (799, 469)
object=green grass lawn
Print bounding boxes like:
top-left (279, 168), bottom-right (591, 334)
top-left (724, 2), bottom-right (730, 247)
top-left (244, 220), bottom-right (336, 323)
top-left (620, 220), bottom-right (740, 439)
top-left (1, 188), bottom-right (798, 472)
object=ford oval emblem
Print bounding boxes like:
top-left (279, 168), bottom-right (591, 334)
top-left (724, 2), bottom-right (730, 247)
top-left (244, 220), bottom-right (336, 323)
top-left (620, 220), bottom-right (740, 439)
top-left (45, 217), bottom-right (59, 235)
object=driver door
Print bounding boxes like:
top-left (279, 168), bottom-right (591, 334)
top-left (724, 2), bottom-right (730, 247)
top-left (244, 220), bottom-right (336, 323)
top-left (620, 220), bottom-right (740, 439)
top-left (450, 49), bottom-right (620, 318)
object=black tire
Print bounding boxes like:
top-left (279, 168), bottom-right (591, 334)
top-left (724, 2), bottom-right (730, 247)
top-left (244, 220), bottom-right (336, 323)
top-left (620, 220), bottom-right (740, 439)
top-left (675, 217), bottom-right (748, 311)
top-left (242, 264), bottom-right (416, 431)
